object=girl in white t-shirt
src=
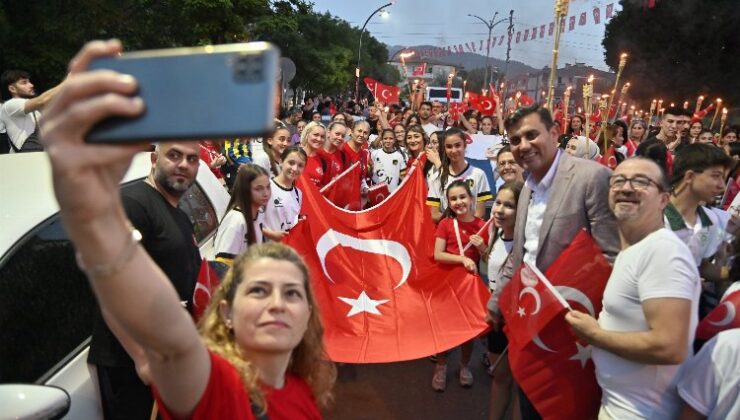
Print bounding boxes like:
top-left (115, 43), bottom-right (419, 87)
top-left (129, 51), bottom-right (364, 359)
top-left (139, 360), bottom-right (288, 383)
top-left (262, 146), bottom-right (307, 241)
top-left (482, 180), bottom-right (523, 419)
top-left (370, 129), bottom-right (407, 192)
top-left (214, 164), bottom-right (271, 264)
top-left (254, 125), bottom-right (291, 176)
top-left (427, 127), bottom-right (492, 223)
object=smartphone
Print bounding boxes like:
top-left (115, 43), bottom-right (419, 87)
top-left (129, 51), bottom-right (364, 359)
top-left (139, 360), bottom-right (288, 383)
top-left (86, 42), bottom-right (279, 143)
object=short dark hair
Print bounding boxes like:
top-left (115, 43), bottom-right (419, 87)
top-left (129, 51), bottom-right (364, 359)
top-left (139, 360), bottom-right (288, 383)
top-left (635, 139), bottom-right (671, 179)
top-left (420, 101), bottom-right (433, 110)
top-left (671, 143), bottom-right (733, 186)
top-left (1, 69), bottom-right (30, 100)
top-left (663, 105), bottom-right (691, 118)
top-left (504, 104), bottom-right (554, 132)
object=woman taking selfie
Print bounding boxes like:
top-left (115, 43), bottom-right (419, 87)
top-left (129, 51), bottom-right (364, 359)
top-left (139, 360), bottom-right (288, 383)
top-left (40, 40), bottom-right (335, 419)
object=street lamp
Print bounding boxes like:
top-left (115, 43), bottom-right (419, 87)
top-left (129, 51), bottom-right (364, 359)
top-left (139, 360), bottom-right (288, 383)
top-left (468, 12), bottom-right (509, 90)
top-left (356, 2), bottom-right (394, 101)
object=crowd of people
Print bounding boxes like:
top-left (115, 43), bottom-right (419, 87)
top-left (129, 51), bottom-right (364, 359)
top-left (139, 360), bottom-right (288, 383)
top-left (3, 39), bottom-right (740, 420)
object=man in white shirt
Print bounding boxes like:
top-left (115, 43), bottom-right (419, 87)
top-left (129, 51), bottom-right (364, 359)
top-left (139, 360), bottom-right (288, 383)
top-left (0, 70), bottom-right (65, 152)
top-left (676, 329), bottom-right (740, 420)
top-left (566, 158), bottom-right (701, 419)
top-left (488, 104), bottom-right (619, 419)
top-left (418, 101), bottom-right (439, 135)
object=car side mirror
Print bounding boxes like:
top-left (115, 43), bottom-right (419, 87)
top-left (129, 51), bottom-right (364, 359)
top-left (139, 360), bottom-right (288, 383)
top-left (0, 384), bottom-right (70, 419)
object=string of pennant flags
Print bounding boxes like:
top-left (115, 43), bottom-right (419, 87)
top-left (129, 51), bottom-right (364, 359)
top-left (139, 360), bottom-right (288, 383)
top-left (416, 3), bottom-right (616, 58)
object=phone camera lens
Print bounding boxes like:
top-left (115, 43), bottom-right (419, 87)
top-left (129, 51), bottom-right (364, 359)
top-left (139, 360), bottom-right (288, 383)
top-left (233, 55), bottom-right (264, 83)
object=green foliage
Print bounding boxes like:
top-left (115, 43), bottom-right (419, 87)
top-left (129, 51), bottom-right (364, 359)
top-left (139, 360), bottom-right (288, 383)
top-left (603, 0), bottom-right (740, 105)
top-left (0, 0), bottom-right (392, 98)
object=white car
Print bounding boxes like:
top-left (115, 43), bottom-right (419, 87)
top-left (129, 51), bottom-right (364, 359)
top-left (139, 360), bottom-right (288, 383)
top-left (0, 151), bottom-right (229, 419)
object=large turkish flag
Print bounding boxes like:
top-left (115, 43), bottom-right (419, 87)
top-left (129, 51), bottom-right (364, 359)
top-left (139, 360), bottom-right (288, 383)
top-left (501, 230), bottom-right (612, 419)
top-left (316, 162), bottom-right (361, 211)
top-left (364, 77), bottom-right (401, 105)
top-left (284, 165), bottom-right (490, 363)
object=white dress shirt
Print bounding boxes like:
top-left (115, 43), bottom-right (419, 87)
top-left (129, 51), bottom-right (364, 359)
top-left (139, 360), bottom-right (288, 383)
top-left (522, 150), bottom-right (562, 267)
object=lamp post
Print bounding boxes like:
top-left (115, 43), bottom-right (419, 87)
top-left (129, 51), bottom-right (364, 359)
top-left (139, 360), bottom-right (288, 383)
top-left (356, 2), bottom-right (394, 102)
top-left (468, 12), bottom-right (509, 90)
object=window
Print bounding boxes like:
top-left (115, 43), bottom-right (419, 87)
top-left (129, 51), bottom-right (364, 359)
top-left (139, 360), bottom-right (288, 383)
top-left (0, 216), bottom-right (95, 383)
top-left (179, 182), bottom-right (219, 245)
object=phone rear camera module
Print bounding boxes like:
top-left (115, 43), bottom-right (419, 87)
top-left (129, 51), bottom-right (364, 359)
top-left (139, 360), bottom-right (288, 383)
top-left (232, 55), bottom-right (264, 84)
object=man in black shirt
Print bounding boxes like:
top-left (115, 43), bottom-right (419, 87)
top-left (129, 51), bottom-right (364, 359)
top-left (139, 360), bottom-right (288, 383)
top-left (88, 142), bottom-right (201, 419)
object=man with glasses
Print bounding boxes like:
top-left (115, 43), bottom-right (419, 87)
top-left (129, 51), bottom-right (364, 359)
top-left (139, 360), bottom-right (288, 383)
top-left (566, 158), bottom-right (701, 419)
top-left (487, 104), bottom-right (619, 419)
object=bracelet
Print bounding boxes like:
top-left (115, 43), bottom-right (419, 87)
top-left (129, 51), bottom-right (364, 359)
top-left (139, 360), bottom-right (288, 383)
top-left (76, 226), bottom-right (142, 279)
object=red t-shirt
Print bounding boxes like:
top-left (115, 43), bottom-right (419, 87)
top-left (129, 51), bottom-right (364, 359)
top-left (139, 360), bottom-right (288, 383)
top-left (319, 148), bottom-right (344, 180)
top-left (435, 217), bottom-right (488, 262)
top-left (302, 154), bottom-right (330, 188)
top-left (153, 351), bottom-right (321, 420)
top-left (341, 142), bottom-right (369, 179)
top-left (199, 142), bottom-right (223, 179)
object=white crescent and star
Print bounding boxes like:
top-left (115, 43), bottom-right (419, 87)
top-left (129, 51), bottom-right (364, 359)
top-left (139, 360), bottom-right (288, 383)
top-left (707, 301), bottom-right (736, 327)
top-left (316, 229), bottom-right (412, 289)
top-left (518, 287), bottom-right (542, 315)
top-left (338, 290), bottom-right (389, 317)
top-left (381, 89), bottom-right (391, 100)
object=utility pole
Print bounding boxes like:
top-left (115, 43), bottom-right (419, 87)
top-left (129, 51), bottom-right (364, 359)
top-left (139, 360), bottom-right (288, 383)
top-left (468, 12), bottom-right (508, 90)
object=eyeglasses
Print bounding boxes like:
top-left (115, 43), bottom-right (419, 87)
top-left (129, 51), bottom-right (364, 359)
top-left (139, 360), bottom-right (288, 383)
top-left (609, 175), bottom-right (663, 191)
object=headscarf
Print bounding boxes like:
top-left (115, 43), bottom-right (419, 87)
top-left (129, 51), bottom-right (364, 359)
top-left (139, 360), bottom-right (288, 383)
top-left (569, 136), bottom-right (601, 160)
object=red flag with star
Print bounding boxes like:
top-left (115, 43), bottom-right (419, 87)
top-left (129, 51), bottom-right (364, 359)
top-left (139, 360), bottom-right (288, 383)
top-left (500, 230), bottom-right (612, 419)
top-left (363, 77), bottom-right (401, 105)
top-left (696, 290), bottom-right (740, 340)
top-left (284, 164), bottom-right (490, 363)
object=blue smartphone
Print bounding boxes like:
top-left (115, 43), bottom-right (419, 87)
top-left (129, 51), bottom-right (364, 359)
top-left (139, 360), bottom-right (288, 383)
top-left (86, 42), bottom-right (279, 143)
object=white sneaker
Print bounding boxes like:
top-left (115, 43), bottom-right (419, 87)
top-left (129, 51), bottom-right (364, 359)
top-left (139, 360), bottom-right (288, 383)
top-left (432, 364), bottom-right (447, 392)
top-left (459, 366), bottom-right (474, 387)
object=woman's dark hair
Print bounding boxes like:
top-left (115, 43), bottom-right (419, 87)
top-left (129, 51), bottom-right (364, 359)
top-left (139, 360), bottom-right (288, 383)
top-left (483, 180), bottom-right (524, 262)
top-left (438, 127), bottom-right (468, 196)
top-left (264, 124), bottom-right (291, 176)
top-left (224, 164), bottom-right (269, 246)
top-left (480, 116), bottom-right (495, 135)
top-left (404, 113), bottom-right (421, 127)
top-left (635, 139), bottom-right (671, 179)
top-left (613, 120), bottom-right (629, 138)
top-left (566, 114), bottom-right (584, 135)
top-left (280, 145), bottom-right (307, 163)
top-left (442, 180), bottom-right (474, 218)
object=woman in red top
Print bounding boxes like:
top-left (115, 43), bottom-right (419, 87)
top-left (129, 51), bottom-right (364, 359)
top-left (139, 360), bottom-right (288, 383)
top-left (430, 180), bottom-right (489, 392)
top-left (322, 121), bottom-right (347, 179)
top-left (41, 40), bottom-right (335, 420)
top-left (300, 121), bottom-right (331, 188)
top-left (199, 140), bottom-right (226, 181)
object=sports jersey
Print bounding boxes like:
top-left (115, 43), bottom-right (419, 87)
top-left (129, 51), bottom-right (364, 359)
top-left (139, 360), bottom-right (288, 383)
top-left (214, 208), bottom-right (265, 258)
top-left (319, 148), bottom-right (344, 180)
top-left (264, 178), bottom-right (302, 233)
top-left (370, 149), bottom-right (407, 192)
top-left (341, 141), bottom-right (370, 180)
top-left (301, 154), bottom-right (330, 188)
top-left (435, 216), bottom-right (489, 262)
top-left (426, 162), bottom-right (492, 212)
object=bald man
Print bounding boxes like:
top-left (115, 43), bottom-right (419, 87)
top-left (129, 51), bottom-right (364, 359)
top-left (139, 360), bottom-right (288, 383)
top-left (88, 142), bottom-right (202, 419)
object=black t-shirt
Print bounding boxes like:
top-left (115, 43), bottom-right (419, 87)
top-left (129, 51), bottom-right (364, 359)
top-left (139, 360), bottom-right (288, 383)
top-left (88, 181), bottom-right (201, 367)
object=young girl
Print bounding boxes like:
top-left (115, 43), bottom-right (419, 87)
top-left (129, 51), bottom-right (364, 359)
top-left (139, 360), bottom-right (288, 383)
top-left (432, 180), bottom-right (489, 391)
top-left (370, 129), bottom-right (407, 192)
top-left (262, 146), bottom-right (307, 241)
top-left (300, 121), bottom-right (331, 188)
top-left (483, 181), bottom-right (523, 420)
top-left (254, 124), bottom-right (291, 176)
top-left (290, 119), bottom-right (307, 145)
top-left (427, 128), bottom-right (492, 223)
top-left (214, 164), bottom-right (271, 264)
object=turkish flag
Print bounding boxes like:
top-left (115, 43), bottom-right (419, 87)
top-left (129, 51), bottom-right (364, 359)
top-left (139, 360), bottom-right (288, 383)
top-left (466, 91), bottom-right (481, 107)
top-left (411, 63), bottom-right (426, 76)
top-left (518, 94), bottom-right (535, 107)
top-left (501, 230), bottom-right (612, 419)
top-left (192, 259), bottom-right (221, 321)
top-left (499, 262), bottom-right (569, 350)
top-left (449, 101), bottom-right (468, 121)
top-left (363, 77), bottom-right (401, 104)
top-left (367, 182), bottom-right (390, 207)
top-left (696, 290), bottom-right (740, 340)
top-left (316, 162), bottom-right (361, 211)
top-left (476, 97), bottom-right (497, 116)
top-left (284, 165), bottom-right (490, 363)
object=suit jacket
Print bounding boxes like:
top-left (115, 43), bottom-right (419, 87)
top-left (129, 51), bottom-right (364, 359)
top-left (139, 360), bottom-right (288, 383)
top-left (488, 151), bottom-right (620, 313)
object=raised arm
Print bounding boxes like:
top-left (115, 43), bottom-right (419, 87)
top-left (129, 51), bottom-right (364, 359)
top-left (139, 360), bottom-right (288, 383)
top-left (41, 40), bottom-right (210, 418)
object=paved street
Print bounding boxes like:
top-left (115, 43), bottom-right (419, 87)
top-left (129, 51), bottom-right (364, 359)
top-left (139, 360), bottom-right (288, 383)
top-left (324, 341), bottom-right (494, 420)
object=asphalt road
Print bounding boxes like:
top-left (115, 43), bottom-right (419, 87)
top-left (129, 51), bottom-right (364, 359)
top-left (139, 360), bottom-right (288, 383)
top-left (323, 340), bottom-right (497, 420)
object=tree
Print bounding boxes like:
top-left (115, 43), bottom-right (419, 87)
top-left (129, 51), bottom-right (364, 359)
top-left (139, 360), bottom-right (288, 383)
top-left (603, 0), bottom-right (740, 106)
